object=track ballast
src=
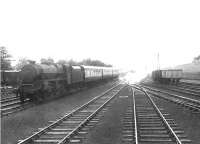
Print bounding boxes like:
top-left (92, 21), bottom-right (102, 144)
top-left (18, 83), bottom-right (124, 144)
top-left (131, 85), bottom-right (191, 144)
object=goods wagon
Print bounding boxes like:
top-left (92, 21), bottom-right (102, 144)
top-left (152, 69), bottom-right (183, 84)
top-left (1, 70), bottom-right (20, 86)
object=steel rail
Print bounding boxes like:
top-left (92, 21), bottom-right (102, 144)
top-left (141, 82), bottom-right (200, 97)
top-left (139, 84), bottom-right (200, 105)
top-left (58, 85), bottom-right (125, 144)
top-left (1, 99), bottom-right (31, 116)
top-left (177, 84), bottom-right (200, 92)
top-left (178, 84), bottom-right (200, 91)
top-left (1, 97), bottom-right (20, 103)
top-left (180, 81), bottom-right (200, 87)
top-left (173, 86), bottom-right (200, 94)
top-left (142, 88), bottom-right (182, 144)
top-left (131, 84), bottom-right (182, 144)
top-left (135, 84), bottom-right (200, 111)
top-left (142, 88), bottom-right (200, 111)
top-left (132, 88), bottom-right (138, 144)
top-left (18, 83), bottom-right (122, 144)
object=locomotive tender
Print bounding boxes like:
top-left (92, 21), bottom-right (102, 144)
top-left (152, 69), bottom-right (183, 84)
top-left (18, 63), bottom-right (119, 102)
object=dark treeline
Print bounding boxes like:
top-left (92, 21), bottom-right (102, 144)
top-left (15, 58), bottom-right (112, 70)
top-left (57, 58), bottom-right (112, 67)
top-left (1, 47), bottom-right (112, 70)
top-left (193, 55), bottom-right (200, 64)
top-left (0, 46), bottom-right (12, 70)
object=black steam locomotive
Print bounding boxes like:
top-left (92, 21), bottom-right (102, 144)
top-left (18, 63), bottom-right (119, 102)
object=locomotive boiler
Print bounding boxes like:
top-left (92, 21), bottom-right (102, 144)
top-left (18, 63), bottom-right (68, 102)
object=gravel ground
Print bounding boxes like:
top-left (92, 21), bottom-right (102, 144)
top-left (83, 86), bottom-right (132, 144)
top-left (152, 95), bottom-right (200, 144)
top-left (1, 81), bottom-right (116, 144)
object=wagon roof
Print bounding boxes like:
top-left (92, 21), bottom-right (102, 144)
top-left (81, 65), bottom-right (113, 69)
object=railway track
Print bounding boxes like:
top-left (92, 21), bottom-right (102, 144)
top-left (18, 83), bottom-right (125, 144)
top-left (180, 81), bottom-right (200, 87)
top-left (1, 81), bottom-right (119, 117)
top-left (121, 105), bottom-right (135, 143)
top-left (1, 97), bottom-right (31, 116)
top-left (178, 82), bottom-right (200, 91)
top-left (141, 82), bottom-right (200, 99)
top-left (137, 84), bottom-right (200, 112)
top-left (131, 85), bottom-right (191, 144)
top-left (0, 86), bottom-right (33, 116)
top-left (0, 87), bottom-right (30, 116)
top-left (170, 85), bottom-right (200, 95)
top-left (142, 78), bottom-right (200, 93)
top-left (1, 87), bottom-right (17, 99)
top-left (162, 84), bottom-right (200, 96)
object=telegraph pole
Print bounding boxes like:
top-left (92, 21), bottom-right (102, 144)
top-left (157, 52), bottom-right (160, 70)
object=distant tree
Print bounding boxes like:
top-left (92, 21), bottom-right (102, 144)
top-left (193, 55), bottom-right (200, 64)
top-left (57, 59), bottom-right (68, 65)
top-left (79, 58), bottom-right (112, 67)
top-left (67, 59), bottom-right (78, 65)
top-left (55, 58), bottom-right (112, 67)
top-left (40, 57), bottom-right (54, 65)
top-left (0, 46), bottom-right (12, 70)
top-left (15, 58), bottom-right (30, 70)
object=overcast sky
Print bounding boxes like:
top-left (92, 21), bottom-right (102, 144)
top-left (1, 0), bottom-right (200, 72)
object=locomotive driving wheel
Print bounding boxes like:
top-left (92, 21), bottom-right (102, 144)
top-left (18, 90), bottom-right (25, 103)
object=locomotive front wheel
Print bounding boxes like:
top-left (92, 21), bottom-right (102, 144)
top-left (18, 91), bottom-right (25, 103)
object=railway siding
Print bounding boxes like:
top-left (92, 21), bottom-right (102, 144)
top-left (140, 84), bottom-right (200, 112)
top-left (141, 82), bottom-right (200, 100)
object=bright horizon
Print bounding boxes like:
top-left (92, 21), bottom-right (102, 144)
top-left (1, 0), bottom-right (200, 72)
